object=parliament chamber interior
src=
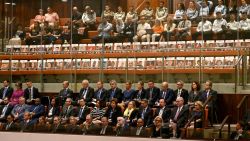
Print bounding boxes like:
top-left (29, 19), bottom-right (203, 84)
top-left (0, 0), bottom-right (250, 140)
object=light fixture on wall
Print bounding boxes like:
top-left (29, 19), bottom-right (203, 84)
top-left (61, 0), bottom-right (68, 2)
top-left (4, 2), bottom-right (16, 5)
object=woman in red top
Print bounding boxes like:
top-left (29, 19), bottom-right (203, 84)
top-left (151, 19), bottom-right (164, 42)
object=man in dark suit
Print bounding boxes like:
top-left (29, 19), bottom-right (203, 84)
top-left (76, 99), bottom-right (90, 124)
top-left (123, 17), bottom-right (137, 42)
top-left (60, 98), bottom-right (75, 124)
top-left (58, 81), bottom-right (74, 104)
top-left (93, 80), bottom-right (108, 103)
top-left (137, 99), bottom-right (153, 127)
top-left (104, 99), bottom-right (123, 126)
top-left (66, 116), bottom-right (82, 134)
top-left (50, 116), bottom-right (65, 133)
top-left (115, 117), bottom-right (130, 136)
top-left (170, 97), bottom-right (189, 138)
top-left (29, 98), bottom-right (45, 123)
top-left (99, 116), bottom-right (114, 135)
top-left (130, 118), bottom-right (147, 137)
top-left (82, 114), bottom-right (99, 135)
top-left (78, 79), bottom-right (94, 104)
top-left (145, 80), bottom-right (160, 107)
top-left (133, 81), bottom-right (147, 100)
top-left (107, 80), bottom-right (123, 103)
top-left (0, 80), bottom-right (13, 104)
top-left (159, 82), bottom-right (174, 106)
top-left (24, 80), bottom-right (40, 104)
top-left (2, 115), bottom-right (20, 131)
top-left (0, 97), bottom-right (13, 122)
top-left (154, 99), bottom-right (171, 123)
top-left (173, 80), bottom-right (189, 105)
top-left (199, 80), bottom-right (218, 126)
top-left (230, 121), bottom-right (250, 140)
top-left (20, 112), bottom-right (35, 132)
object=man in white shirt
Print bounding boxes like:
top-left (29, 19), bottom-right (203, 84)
top-left (213, 0), bottom-right (227, 18)
top-left (92, 17), bottom-right (113, 43)
top-left (125, 6), bottom-right (138, 22)
top-left (114, 6), bottom-right (126, 22)
top-left (212, 11), bottom-right (227, 39)
top-left (133, 17), bottom-right (151, 42)
top-left (140, 2), bottom-right (154, 23)
top-left (44, 7), bottom-right (59, 27)
top-left (81, 5), bottom-right (96, 38)
top-left (192, 16), bottom-right (212, 40)
top-left (226, 13), bottom-right (239, 39)
top-left (239, 12), bottom-right (250, 39)
top-left (176, 14), bottom-right (192, 41)
top-left (238, 0), bottom-right (250, 17)
top-left (155, 1), bottom-right (168, 22)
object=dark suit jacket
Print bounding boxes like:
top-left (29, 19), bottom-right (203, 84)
top-left (0, 104), bottom-right (13, 120)
top-left (78, 87), bottom-right (94, 103)
top-left (130, 127), bottom-right (147, 137)
top-left (34, 124), bottom-right (50, 133)
top-left (104, 106), bottom-right (123, 126)
top-left (66, 124), bottom-right (82, 134)
top-left (2, 122), bottom-right (20, 131)
top-left (137, 107), bottom-right (153, 127)
top-left (171, 105), bottom-right (189, 128)
top-left (51, 124), bottom-right (65, 133)
top-left (199, 89), bottom-right (217, 108)
top-left (145, 87), bottom-right (160, 106)
top-left (93, 88), bottom-right (108, 102)
top-left (133, 88), bottom-right (147, 100)
top-left (173, 89), bottom-right (189, 105)
top-left (20, 120), bottom-right (34, 132)
top-left (24, 87), bottom-right (40, 100)
top-left (47, 106), bottom-right (60, 118)
top-left (107, 87), bottom-right (123, 103)
top-left (77, 106), bottom-right (90, 123)
top-left (116, 125), bottom-right (130, 136)
top-left (29, 104), bottom-right (45, 119)
top-left (98, 125), bottom-right (114, 136)
top-left (83, 122), bottom-right (100, 135)
top-left (58, 88), bottom-right (74, 100)
top-left (159, 88), bottom-right (174, 105)
top-left (0, 87), bottom-right (13, 99)
top-left (154, 107), bottom-right (171, 123)
top-left (188, 91), bottom-right (202, 103)
top-left (60, 105), bottom-right (75, 118)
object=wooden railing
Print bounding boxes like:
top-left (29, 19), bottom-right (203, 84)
top-left (202, 95), bottom-right (212, 128)
top-left (218, 115), bottom-right (231, 139)
top-left (236, 95), bottom-right (248, 121)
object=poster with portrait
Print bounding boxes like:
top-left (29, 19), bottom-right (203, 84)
top-left (63, 59), bottom-right (72, 69)
top-left (114, 43), bottom-right (123, 52)
top-left (135, 58), bottom-right (145, 70)
top-left (186, 41), bottom-right (195, 49)
top-left (61, 44), bottom-right (71, 54)
top-left (36, 45), bottom-right (45, 53)
top-left (225, 40), bottom-right (235, 49)
top-left (235, 39), bottom-right (244, 47)
top-left (104, 43), bottom-right (113, 53)
top-left (176, 41), bottom-right (186, 51)
top-left (20, 45), bottom-right (29, 54)
top-left (185, 57), bottom-right (195, 68)
top-left (37, 60), bottom-right (44, 70)
top-left (194, 40), bottom-right (204, 49)
top-left (164, 57), bottom-right (176, 68)
top-left (29, 45), bottom-right (36, 54)
top-left (86, 44), bottom-right (96, 53)
top-left (76, 59), bottom-right (82, 69)
top-left (91, 59), bottom-right (100, 69)
top-left (224, 56), bottom-right (235, 68)
top-left (29, 60), bottom-right (38, 70)
top-left (145, 58), bottom-right (156, 69)
top-left (53, 44), bottom-right (61, 54)
top-left (71, 44), bottom-right (79, 53)
top-left (55, 59), bottom-right (64, 70)
top-left (5, 45), bottom-right (12, 54)
top-left (140, 42), bottom-right (150, 51)
top-left (150, 42), bottom-right (159, 52)
top-left (205, 40), bottom-right (215, 49)
top-left (101, 58), bottom-right (108, 69)
top-left (95, 43), bottom-right (103, 53)
top-left (82, 59), bottom-right (91, 69)
top-left (45, 45), bottom-right (53, 54)
top-left (45, 59), bottom-right (55, 70)
top-left (203, 57), bottom-right (215, 68)
top-left (194, 57), bottom-right (203, 68)
top-left (158, 42), bottom-right (167, 50)
top-left (155, 57), bottom-right (163, 69)
top-left (215, 40), bottom-right (225, 49)
top-left (176, 57), bottom-right (185, 68)
top-left (13, 45), bottom-right (21, 54)
top-left (11, 60), bottom-right (19, 70)
top-left (214, 57), bottom-right (224, 68)
top-left (107, 58), bottom-right (117, 69)
top-left (167, 41), bottom-right (177, 50)
top-left (1, 60), bottom-right (10, 70)
top-left (79, 44), bottom-right (87, 52)
top-left (117, 58), bottom-right (127, 69)
top-left (128, 58), bottom-right (136, 69)
top-left (244, 39), bottom-right (250, 47)
top-left (123, 42), bottom-right (133, 51)
top-left (19, 60), bottom-right (28, 70)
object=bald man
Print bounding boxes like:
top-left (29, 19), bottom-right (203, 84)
top-left (78, 80), bottom-right (94, 104)
top-left (170, 97), bottom-right (189, 138)
top-left (159, 81), bottom-right (174, 106)
top-left (58, 81), bottom-right (74, 103)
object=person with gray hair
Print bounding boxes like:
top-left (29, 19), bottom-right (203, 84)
top-left (78, 79), bottom-right (94, 104)
top-left (115, 116), bottom-right (129, 136)
top-left (58, 81), bottom-right (73, 104)
top-left (60, 98), bottom-right (74, 124)
top-left (107, 80), bottom-right (123, 103)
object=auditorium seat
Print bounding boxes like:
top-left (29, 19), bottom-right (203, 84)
top-left (88, 31), bottom-right (99, 39)
top-left (80, 39), bottom-right (92, 44)
top-left (59, 18), bottom-right (70, 26)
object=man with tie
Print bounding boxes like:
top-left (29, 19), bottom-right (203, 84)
top-left (2, 115), bottom-right (19, 131)
top-left (99, 116), bottom-right (114, 135)
top-left (170, 97), bottom-right (189, 138)
top-left (154, 99), bottom-right (171, 123)
top-left (145, 80), bottom-right (160, 107)
top-left (76, 98), bottom-right (90, 124)
top-left (29, 98), bottom-right (45, 124)
top-left (159, 82), bottom-right (174, 106)
top-left (58, 81), bottom-right (73, 105)
top-left (0, 97), bottom-right (13, 122)
top-left (93, 80), bottom-right (108, 103)
top-left (200, 80), bottom-right (218, 126)
top-left (173, 80), bottom-right (189, 105)
top-left (20, 112), bottom-right (34, 132)
top-left (60, 98), bottom-right (74, 124)
top-left (176, 14), bottom-right (191, 41)
top-left (130, 118), bottom-right (147, 137)
top-left (78, 79), bottom-right (94, 105)
top-left (24, 80), bottom-right (40, 104)
top-left (107, 80), bottom-right (123, 103)
top-left (115, 117), bottom-right (130, 136)
top-left (11, 97), bottom-right (29, 121)
top-left (137, 99), bottom-right (153, 127)
top-left (50, 116), bottom-right (65, 133)
top-left (82, 114), bottom-right (99, 135)
top-left (66, 116), bottom-right (82, 134)
top-left (0, 80), bottom-right (14, 104)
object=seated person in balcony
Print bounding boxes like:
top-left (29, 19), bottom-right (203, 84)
top-left (150, 19), bottom-right (164, 42)
top-left (197, 0), bottom-right (213, 10)
top-left (225, 12), bottom-right (239, 40)
top-left (239, 12), bottom-right (250, 39)
top-left (145, 80), bottom-right (160, 107)
top-left (24, 80), bottom-right (40, 105)
top-left (186, 1), bottom-right (199, 24)
top-left (123, 101), bottom-right (138, 127)
top-left (60, 98), bottom-right (75, 124)
top-left (115, 116), bottom-right (130, 136)
top-left (176, 14), bottom-right (192, 41)
top-left (20, 112), bottom-right (35, 132)
top-left (123, 17), bottom-right (137, 43)
top-left (44, 7), bottom-right (59, 27)
top-left (66, 116), bottom-right (82, 134)
top-left (154, 99), bottom-right (171, 123)
top-left (212, 11), bottom-right (227, 40)
top-left (159, 82), bottom-right (174, 107)
top-left (130, 118), bottom-right (147, 137)
top-left (32, 9), bottom-right (45, 28)
top-left (169, 97), bottom-right (189, 138)
top-left (82, 114), bottom-right (99, 135)
top-left (197, 1), bottom-right (210, 21)
top-left (91, 17), bottom-right (113, 44)
top-left (192, 16), bottom-right (212, 40)
top-left (199, 80), bottom-right (217, 126)
top-left (140, 1), bottom-right (154, 23)
top-left (0, 80), bottom-right (13, 104)
top-left (137, 99), bottom-right (153, 127)
top-left (186, 101), bottom-right (203, 128)
top-left (133, 17), bottom-right (151, 42)
top-left (133, 81), bottom-right (147, 102)
top-left (76, 98), bottom-right (90, 124)
top-left (125, 6), bottom-right (138, 23)
top-left (104, 99), bottom-right (123, 126)
top-left (0, 97), bottom-right (13, 123)
top-left (122, 81), bottom-right (136, 104)
top-left (34, 116), bottom-right (49, 133)
top-left (173, 3), bottom-right (186, 23)
top-left (107, 80), bottom-right (123, 104)
top-left (238, 0), bottom-right (250, 18)
top-left (50, 116), bottom-right (65, 133)
top-left (90, 100), bottom-right (106, 124)
top-left (230, 121), bottom-right (250, 140)
top-left (114, 6), bottom-right (126, 22)
top-left (10, 82), bottom-right (24, 106)
top-left (26, 21), bottom-right (41, 45)
top-left (151, 116), bottom-right (170, 138)
top-left (46, 98), bottom-right (60, 123)
top-left (161, 17), bottom-right (176, 41)
top-left (82, 5), bottom-right (96, 38)
top-left (93, 81), bottom-right (108, 103)
top-left (113, 19), bottom-right (125, 43)
top-left (1, 115), bottom-right (19, 131)
top-left (29, 98), bottom-right (45, 124)
top-left (77, 80), bottom-right (94, 105)
top-left (155, 1), bottom-right (168, 22)
top-left (102, 5), bottom-right (114, 23)
top-left (213, 0), bottom-right (227, 18)
top-left (99, 116), bottom-right (115, 135)
top-left (58, 81), bottom-right (73, 105)
top-left (173, 80), bottom-right (189, 105)
top-left (15, 24), bottom-right (25, 40)
top-left (72, 6), bottom-right (82, 28)
top-left (11, 97), bottom-right (28, 121)
top-left (188, 81), bottom-right (202, 105)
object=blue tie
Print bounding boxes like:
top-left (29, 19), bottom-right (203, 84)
top-left (98, 90), bottom-right (102, 100)
top-left (110, 90), bottom-right (115, 100)
top-left (3, 87), bottom-right (7, 99)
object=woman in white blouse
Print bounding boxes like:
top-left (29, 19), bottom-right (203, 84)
top-left (160, 17), bottom-right (176, 41)
top-left (174, 3), bottom-right (186, 22)
top-left (186, 1), bottom-right (199, 23)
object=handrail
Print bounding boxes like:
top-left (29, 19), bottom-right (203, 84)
top-left (135, 0), bottom-right (146, 11)
top-left (234, 55), bottom-right (243, 93)
top-left (236, 95), bottom-right (248, 121)
top-left (202, 95), bottom-right (212, 128)
top-left (234, 55), bottom-right (243, 67)
top-left (218, 115), bottom-right (231, 139)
